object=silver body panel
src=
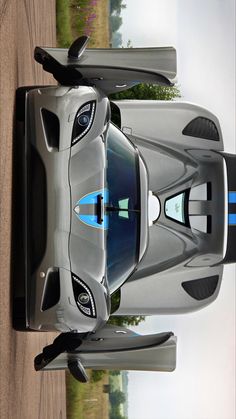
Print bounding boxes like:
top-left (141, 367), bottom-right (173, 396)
top-left (116, 100), bottom-right (224, 150)
top-left (42, 326), bottom-right (177, 373)
top-left (113, 100), bottom-right (228, 315)
top-left (24, 89), bottom-right (230, 324)
top-left (35, 46), bottom-right (177, 94)
top-left (25, 86), bottom-right (110, 332)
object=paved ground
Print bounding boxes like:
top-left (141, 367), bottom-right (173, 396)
top-left (0, 1), bottom-right (66, 418)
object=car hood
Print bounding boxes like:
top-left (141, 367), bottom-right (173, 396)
top-left (69, 135), bottom-right (106, 284)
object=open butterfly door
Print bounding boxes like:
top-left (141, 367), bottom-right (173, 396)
top-left (34, 36), bottom-right (177, 94)
top-left (35, 325), bottom-right (177, 381)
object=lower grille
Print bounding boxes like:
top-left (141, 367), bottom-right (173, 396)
top-left (29, 145), bottom-right (47, 273)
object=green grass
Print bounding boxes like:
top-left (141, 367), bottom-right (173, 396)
top-left (66, 371), bottom-right (110, 419)
top-left (56, 0), bottom-right (94, 48)
top-left (66, 372), bottom-right (86, 418)
top-left (56, 0), bottom-right (110, 48)
top-left (56, 0), bottom-right (73, 47)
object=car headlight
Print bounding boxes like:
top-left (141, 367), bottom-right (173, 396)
top-left (71, 101), bottom-right (96, 145)
top-left (72, 274), bottom-right (96, 318)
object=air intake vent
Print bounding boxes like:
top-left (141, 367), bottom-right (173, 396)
top-left (41, 108), bottom-right (60, 149)
top-left (42, 269), bottom-right (60, 311)
top-left (182, 275), bottom-right (219, 300)
top-left (30, 146), bottom-right (47, 273)
top-left (182, 117), bottom-right (220, 141)
top-left (110, 102), bottom-right (121, 128)
top-left (110, 288), bottom-right (121, 314)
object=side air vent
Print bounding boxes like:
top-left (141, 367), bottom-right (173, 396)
top-left (182, 117), bottom-right (220, 141)
top-left (110, 102), bottom-right (121, 128)
top-left (104, 102), bottom-right (111, 126)
top-left (110, 288), bottom-right (121, 314)
top-left (182, 275), bottom-right (219, 300)
top-left (42, 269), bottom-right (60, 311)
top-left (41, 108), bottom-right (60, 149)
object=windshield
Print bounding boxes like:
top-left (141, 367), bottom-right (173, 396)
top-left (106, 124), bottom-right (140, 293)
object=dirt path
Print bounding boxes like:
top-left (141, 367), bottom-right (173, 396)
top-left (0, 1), bottom-right (66, 418)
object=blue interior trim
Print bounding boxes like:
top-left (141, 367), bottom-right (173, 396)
top-left (78, 214), bottom-right (108, 229)
top-left (79, 188), bottom-right (109, 205)
top-left (228, 213), bottom-right (236, 225)
top-left (228, 192), bottom-right (236, 204)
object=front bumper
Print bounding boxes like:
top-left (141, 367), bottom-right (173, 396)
top-left (13, 85), bottom-right (110, 332)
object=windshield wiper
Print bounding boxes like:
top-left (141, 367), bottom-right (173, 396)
top-left (96, 194), bottom-right (104, 224)
top-left (105, 204), bottom-right (140, 213)
top-left (96, 197), bottom-right (140, 224)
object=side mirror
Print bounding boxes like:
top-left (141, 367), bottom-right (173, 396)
top-left (68, 36), bottom-right (90, 60)
top-left (68, 359), bottom-right (89, 383)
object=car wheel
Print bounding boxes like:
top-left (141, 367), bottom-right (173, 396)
top-left (12, 296), bottom-right (28, 331)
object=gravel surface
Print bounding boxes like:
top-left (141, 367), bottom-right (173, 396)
top-left (0, 1), bottom-right (66, 418)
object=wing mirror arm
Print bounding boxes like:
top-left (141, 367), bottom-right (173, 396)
top-left (68, 359), bottom-right (89, 383)
top-left (68, 36), bottom-right (90, 60)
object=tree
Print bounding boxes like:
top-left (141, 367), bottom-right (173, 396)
top-left (110, 410), bottom-right (127, 419)
top-left (109, 370), bottom-right (121, 376)
top-left (112, 31), bottom-right (123, 48)
top-left (110, 83), bottom-right (181, 101)
top-left (110, 15), bottom-right (123, 33)
top-left (109, 315), bottom-right (145, 327)
top-left (90, 369), bottom-right (106, 382)
top-left (110, 0), bottom-right (127, 15)
top-left (110, 390), bottom-right (126, 406)
top-left (126, 39), bottom-right (132, 48)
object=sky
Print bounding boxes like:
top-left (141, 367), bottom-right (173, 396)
top-left (120, 1), bottom-right (236, 418)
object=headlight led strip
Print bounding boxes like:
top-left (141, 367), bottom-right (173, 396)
top-left (72, 275), bottom-right (96, 317)
top-left (72, 102), bottom-right (96, 144)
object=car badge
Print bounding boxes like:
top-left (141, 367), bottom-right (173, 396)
top-left (78, 292), bottom-right (90, 305)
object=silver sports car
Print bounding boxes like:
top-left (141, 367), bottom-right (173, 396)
top-left (13, 36), bottom-right (235, 341)
top-left (12, 35), bottom-right (177, 334)
top-left (14, 79), bottom-right (150, 333)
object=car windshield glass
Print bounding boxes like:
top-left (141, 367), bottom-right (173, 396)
top-left (106, 124), bottom-right (140, 292)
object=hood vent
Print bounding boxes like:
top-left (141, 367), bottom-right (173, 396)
top-left (182, 117), bottom-right (219, 141)
top-left (182, 275), bottom-right (219, 300)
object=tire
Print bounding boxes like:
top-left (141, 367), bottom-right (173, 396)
top-left (12, 296), bottom-right (37, 332)
top-left (12, 296), bottom-right (28, 331)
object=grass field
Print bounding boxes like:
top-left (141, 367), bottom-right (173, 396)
top-left (56, 0), bottom-right (110, 48)
top-left (66, 370), bottom-right (110, 419)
